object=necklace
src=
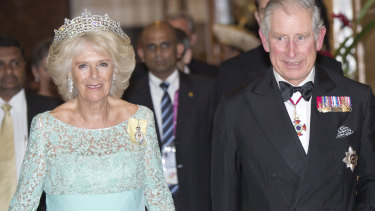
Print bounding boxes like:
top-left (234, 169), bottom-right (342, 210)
top-left (289, 96), bottom-right (306, 136)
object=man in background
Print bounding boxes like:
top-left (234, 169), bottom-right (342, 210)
top-left (124, 22), bottom-right (214, 211)
top-left (31, 38), bottom-right (60, 99)
top-left (0, 35), bottom-right (61, 210)
top-left (167, 12), bottom-right (218, 78)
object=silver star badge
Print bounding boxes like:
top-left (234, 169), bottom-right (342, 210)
top-left (342, 146), bottom-right (358, 172)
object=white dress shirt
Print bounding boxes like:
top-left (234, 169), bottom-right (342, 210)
top-left (0, 89), bottom-right (28, 179)
top-left (274, 68), bottom-right (315, 154)
top-left (149, 70), bottom-right (179, 137)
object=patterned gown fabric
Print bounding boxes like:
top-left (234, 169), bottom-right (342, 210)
top-left (9, 105), bottom-right (175, 211)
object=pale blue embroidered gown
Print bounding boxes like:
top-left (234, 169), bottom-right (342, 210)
top-left (9, 106), bottom-right (175, 211)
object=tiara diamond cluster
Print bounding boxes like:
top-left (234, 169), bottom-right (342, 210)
top-left (53, 9), bottom-right (127, 45)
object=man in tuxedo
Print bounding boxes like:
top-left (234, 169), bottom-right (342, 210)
top-left (211, 0), bottom-right (375, 210)
top-left (215, 0), bottom-right (342, 102)
top-left (0, 36), bottom-right (61, 211)
top-left (124, 21), bottom-right (214, 211)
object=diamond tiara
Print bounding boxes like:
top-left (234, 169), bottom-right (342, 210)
top-left (53, 9), bottom-right (127, 45)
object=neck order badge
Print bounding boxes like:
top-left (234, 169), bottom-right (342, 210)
top-left (279, 81), bottom-right (314, 136)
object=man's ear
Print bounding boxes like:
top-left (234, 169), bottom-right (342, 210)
top-left (315, 26), bottom-right (326, 51)
top-left (259, 29), bottom-right (270, 52)
top-left (137, 47), bottom-right (145, 62)
top-left (32, 66), bottom-right (40, 79)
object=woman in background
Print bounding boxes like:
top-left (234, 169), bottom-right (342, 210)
top-left (9, 9), bottom-right (174, 211)
top-left (31, 38), bottom-right (60, 99)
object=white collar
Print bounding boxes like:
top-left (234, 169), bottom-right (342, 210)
top-left (0, 89), bottom-right (26, 111)
top-left (149, 69), bottom-right (179, 87)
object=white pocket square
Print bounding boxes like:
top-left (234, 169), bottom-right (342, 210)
top-left (336, 126), bottom-right (353, 139)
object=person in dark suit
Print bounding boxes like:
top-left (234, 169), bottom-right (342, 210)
top-left (124, 21), bottom-right (214, 211)
top-left (211, 0), bottom-right (375, 210)
top-left (130, 13), bottom-right (218, 83)
top-left (215, 0), bottom-right (342, 102)
top-left (167, 12), bottom-right (218, 78)
top-left (0, 35), bottom-right (61, 211)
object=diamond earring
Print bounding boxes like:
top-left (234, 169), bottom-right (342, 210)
top-left (68, 77), bottom-right (73, 93)
top-left (112, 74), bottom-right (116, 86)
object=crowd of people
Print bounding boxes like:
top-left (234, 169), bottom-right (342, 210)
top-left (1, 0), bottom-right (375, 210)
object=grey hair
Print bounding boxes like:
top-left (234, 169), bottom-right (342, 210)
top-left (260, 0), bottom-right (324, 41)
top-left (47, 31), bottom-right (135, 101)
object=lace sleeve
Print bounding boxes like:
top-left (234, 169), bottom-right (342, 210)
top-left (9, 114), bottom-right (47, 211)
top-left (143, 111), bottom-right (175, 211)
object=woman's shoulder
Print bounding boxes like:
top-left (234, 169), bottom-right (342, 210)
top-left (133, 105), bottom-right (154, 120)
top-left (115, 98), bottom-right (154, 120)
top-left (48, 101), bottom-right (76, 125)
top-left (31, 111), bottom-right (51, 125)
top-left (30, 110), bottom-right (59, 133)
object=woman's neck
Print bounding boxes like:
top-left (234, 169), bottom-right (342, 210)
top-left (75, 96), bottom-right (112, 128)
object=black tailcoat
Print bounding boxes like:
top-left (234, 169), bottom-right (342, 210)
top-left (211, 66), bottom-right (375, 211)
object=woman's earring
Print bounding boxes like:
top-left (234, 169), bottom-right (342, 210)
top-left (68, 77), bottom-right (73, 93)
top-left (112, 74), bottom-right (116, 84)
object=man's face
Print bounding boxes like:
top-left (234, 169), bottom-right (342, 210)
top-left (254, 0), bottom-right (269, 25)
top-left (139, 24), bottom-right (178, 79)
top-left (0, 46), bottom-right (26, 99)
top-left (259, 7), bottom-right (325, 85)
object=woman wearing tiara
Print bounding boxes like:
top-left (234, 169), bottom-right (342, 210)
top-left (9, 10), bottom-right (175, 211)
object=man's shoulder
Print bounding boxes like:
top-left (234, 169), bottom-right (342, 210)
top-left (189, 58), bottom-right (218, 77)
top-left (327, 68), bottom-right (370, 89)
top-left (220, 45), bottom-right (267, 69)
top-left (181, 72), bottom-right (216, 90)
top-left (25, 91), bottom-right (62, 107)
top-left (221, 69), bottom-right (267, 102)
top-left (316, 54), bottom-right (343, 75)
top-left (130, 62), bottom-right (148, 83)
top-left (123, 74), bottom-right (149, 99)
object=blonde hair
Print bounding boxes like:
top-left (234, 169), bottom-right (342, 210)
top-left (47, 31), bottom-right (135, 101)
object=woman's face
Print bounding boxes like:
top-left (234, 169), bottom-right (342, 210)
top-left (71, 42), bottom-right (114, 103)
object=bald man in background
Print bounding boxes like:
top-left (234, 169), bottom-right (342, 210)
top-left (124, 22), bottom-right (214, 211)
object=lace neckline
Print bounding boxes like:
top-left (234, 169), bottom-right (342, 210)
top-left (46, 105), bottom-right (140, 130)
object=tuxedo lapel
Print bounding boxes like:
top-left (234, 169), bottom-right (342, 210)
top-left (244, 68), bottom-right (307, 178)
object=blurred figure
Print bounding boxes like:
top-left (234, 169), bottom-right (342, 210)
top-left (215, 0), bottom-right (342, 103)
top-left (0, 35), bottom-right (61, 211)
top-left (175, 28), bottom-right (193, 74)
top-left (167, 12), bottom-right (218, 78)
top-left (212, 23), bottom-right (260, 61)
top-left (124, 21), bottom-right (214, 211)
top-left (31, 38), bottom-right (60, 98)
top-left (9, 10), bottom-right (174, 211)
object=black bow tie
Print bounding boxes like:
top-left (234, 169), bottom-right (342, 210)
top-left (279, 81), bottom-right (314, 102)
